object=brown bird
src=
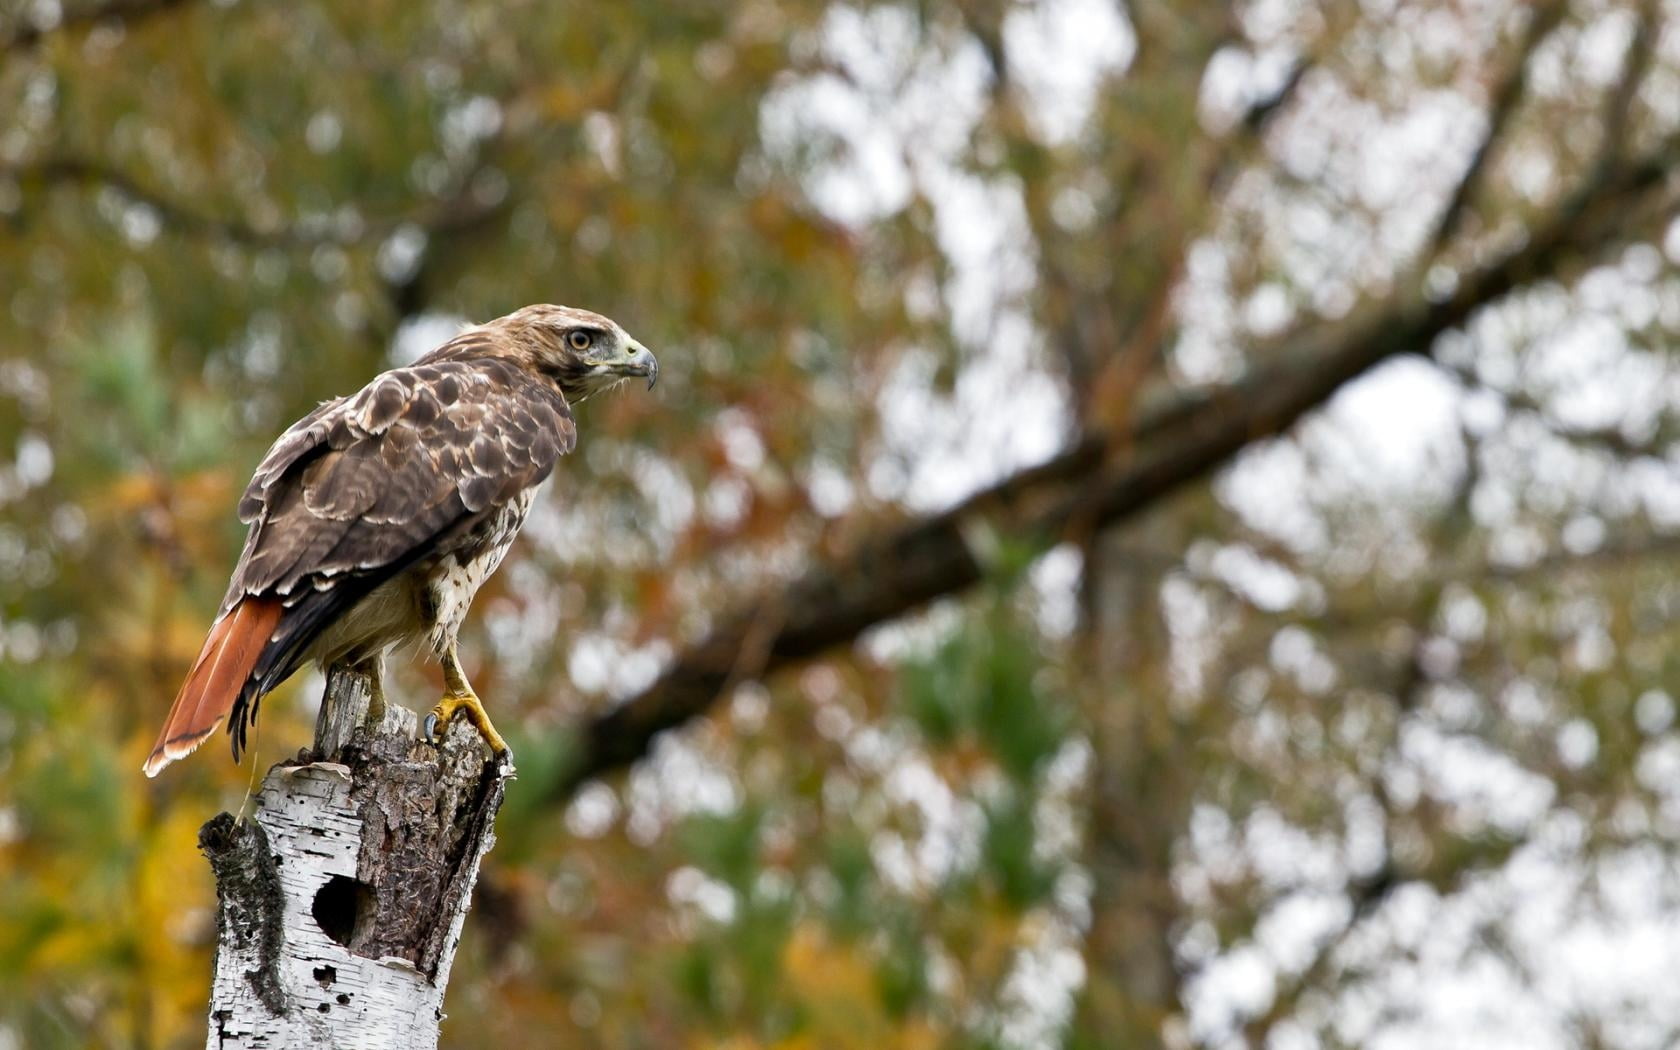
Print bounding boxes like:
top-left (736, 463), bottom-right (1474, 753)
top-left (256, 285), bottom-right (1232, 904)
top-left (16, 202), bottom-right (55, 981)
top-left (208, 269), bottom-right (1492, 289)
top-left (143, 304), bottom-right (658, 777)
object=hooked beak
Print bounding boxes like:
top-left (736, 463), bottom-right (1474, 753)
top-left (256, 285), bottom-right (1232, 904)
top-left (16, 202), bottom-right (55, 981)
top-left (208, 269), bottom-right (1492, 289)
top-left (624, 343), bottom-right (659, 390)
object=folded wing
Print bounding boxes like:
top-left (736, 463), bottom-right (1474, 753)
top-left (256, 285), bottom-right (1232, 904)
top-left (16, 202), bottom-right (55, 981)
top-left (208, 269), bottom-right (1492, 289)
top-left (144, 352), bottom-right (574, 775)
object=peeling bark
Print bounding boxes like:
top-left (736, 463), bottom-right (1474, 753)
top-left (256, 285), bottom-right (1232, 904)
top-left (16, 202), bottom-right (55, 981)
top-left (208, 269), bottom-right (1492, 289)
top-left (198, 668), bottom-right (509, 1049)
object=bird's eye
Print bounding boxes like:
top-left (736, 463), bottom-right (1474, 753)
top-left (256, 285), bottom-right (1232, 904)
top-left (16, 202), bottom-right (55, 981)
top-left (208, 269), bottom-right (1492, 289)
top-left (568, 330), bottom-right (594, 352)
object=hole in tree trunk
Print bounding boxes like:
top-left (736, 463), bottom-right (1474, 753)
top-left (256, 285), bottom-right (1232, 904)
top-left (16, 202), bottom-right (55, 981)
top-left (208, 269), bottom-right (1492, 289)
top-left (312, 875), bottom-right (371, 947)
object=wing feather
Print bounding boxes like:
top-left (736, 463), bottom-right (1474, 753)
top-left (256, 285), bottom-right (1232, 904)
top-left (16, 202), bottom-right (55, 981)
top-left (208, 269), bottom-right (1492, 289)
top-left (227, 356), bottom-right (573, 606)
top-left (209, 353), bottom-right (576, 757)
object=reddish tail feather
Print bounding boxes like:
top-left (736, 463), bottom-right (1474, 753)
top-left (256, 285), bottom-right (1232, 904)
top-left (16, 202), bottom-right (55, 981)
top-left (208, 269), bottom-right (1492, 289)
top-left (143, 597), bottom-right (283, 777)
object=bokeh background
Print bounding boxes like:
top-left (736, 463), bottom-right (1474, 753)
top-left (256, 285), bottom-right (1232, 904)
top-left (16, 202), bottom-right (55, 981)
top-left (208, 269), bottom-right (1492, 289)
top-left (3, 1), bottom-right (1680, 1047)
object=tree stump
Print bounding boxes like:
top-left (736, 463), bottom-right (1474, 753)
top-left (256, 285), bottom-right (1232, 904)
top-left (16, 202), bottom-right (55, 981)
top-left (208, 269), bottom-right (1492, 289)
top-left (196, 668), bottom-right (511, 1049)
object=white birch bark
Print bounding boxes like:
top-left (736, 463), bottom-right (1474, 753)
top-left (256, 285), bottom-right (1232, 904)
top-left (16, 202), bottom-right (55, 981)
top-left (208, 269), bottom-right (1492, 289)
top-left (198, 669), bottom-right (510, 1049)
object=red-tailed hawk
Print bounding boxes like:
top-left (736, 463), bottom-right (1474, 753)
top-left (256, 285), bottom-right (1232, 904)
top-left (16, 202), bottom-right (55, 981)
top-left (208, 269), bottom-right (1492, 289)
top-left (143, 304), bottom-right (658, 777)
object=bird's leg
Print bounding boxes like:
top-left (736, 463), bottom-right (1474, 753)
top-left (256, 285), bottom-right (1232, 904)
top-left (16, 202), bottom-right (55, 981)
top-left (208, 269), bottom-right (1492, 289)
top-left (346, 653), bottom-right (387, 722)
top-left (424, 644), bottom-right (509, 759)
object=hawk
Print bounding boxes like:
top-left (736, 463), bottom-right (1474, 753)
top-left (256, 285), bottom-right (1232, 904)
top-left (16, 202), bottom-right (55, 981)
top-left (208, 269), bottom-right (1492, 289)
top-left (143, 304), bottom-right (658, 777)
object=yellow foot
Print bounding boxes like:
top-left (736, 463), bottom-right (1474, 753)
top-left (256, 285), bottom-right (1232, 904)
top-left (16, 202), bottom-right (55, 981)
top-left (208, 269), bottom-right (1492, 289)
top-left (424, 691), bottom-right (509, 759)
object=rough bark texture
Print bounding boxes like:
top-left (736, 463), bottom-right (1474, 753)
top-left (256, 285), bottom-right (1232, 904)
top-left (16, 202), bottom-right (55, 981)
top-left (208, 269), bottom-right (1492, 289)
top-left (198, 669), bottom-right (509, 1049)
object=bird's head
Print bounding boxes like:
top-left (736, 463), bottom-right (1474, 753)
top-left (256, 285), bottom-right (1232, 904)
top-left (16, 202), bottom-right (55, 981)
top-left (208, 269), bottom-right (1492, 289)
top-left (498, 304), bottom-right (659, 403)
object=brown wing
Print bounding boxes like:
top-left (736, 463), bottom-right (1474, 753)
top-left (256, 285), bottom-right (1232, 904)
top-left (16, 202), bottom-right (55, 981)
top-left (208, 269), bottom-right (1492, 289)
top-left (228, 356), bottom-right (572, 605)
top-left (150, 352), bottom-right (575, 770)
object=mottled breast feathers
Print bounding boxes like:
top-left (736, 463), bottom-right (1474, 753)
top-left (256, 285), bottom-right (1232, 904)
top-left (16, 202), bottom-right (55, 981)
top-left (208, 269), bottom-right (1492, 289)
top-left (222, 354), bottom-right (576, 616)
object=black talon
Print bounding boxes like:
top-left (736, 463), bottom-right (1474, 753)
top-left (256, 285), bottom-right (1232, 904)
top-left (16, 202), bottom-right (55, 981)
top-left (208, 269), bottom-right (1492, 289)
top-left (423, 713), bottom-right (441, 743)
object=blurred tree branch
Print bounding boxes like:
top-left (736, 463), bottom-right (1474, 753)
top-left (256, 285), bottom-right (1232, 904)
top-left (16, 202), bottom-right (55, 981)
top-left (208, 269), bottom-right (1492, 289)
top-left (1455, 379), bottom-right (1672, 459)
top-left (0, 155), bottom-right (509, 249)
top-left (369, 65), bottom-right (638, 341)
top-left (547, 126), bottom-right (1680, 805)
top-left (1426, 0), bottom-right (1569, 254)
top-left (1236, 448), bottom-right (1526, 1045)
top-left (2, 156), bottom-right (323, 247)
top-left (0, 0), bottom-right (194, 53)
top-left (1195, 526), bottom-right (1680, 710)
top-left (1593, 0), bottom-right (1662, 181)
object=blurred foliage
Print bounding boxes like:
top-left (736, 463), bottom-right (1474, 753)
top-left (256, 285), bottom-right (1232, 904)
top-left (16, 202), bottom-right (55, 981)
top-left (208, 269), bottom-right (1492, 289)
top-left (2, 0), bottom-right (1679, 1048)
